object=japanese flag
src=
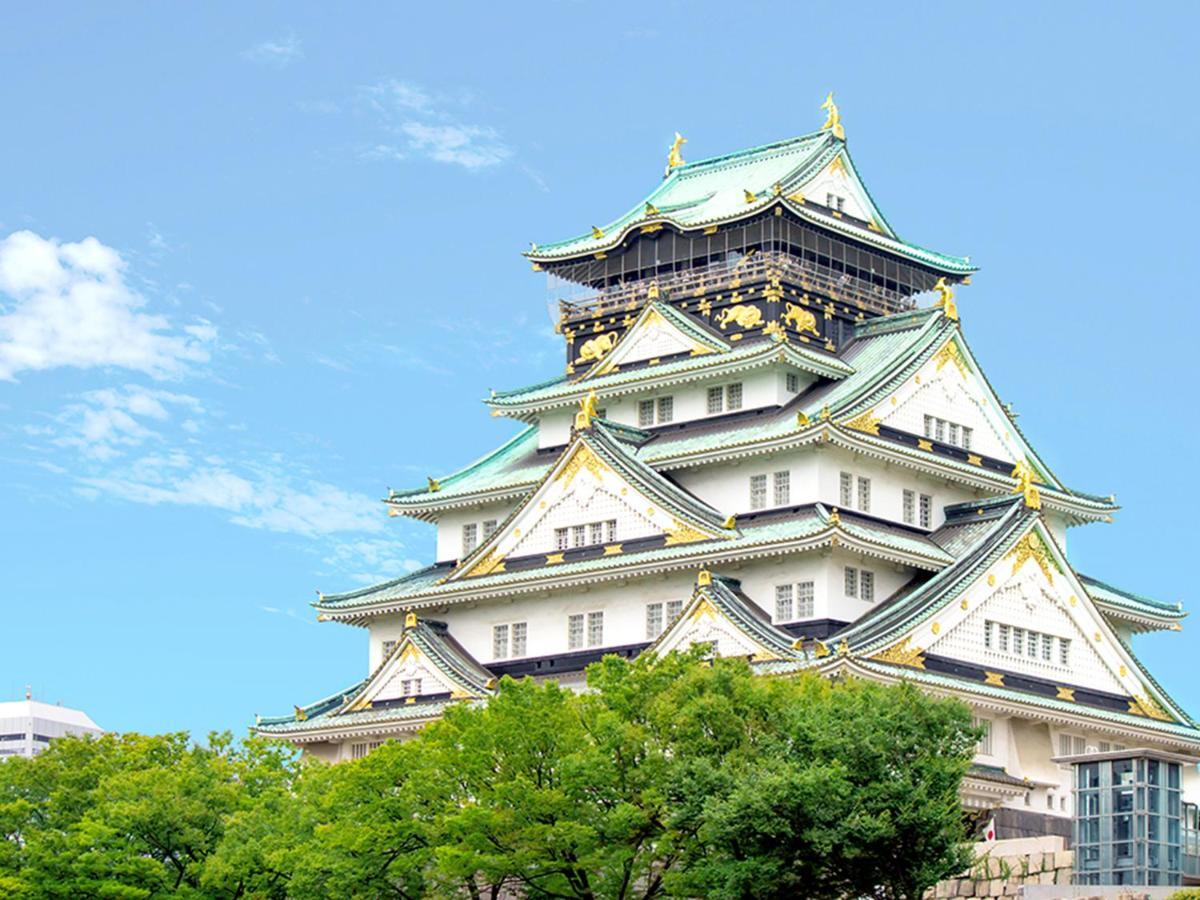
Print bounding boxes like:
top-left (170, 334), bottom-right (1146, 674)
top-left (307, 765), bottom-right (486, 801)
top-left (982, 817), bottom-right (997, 842)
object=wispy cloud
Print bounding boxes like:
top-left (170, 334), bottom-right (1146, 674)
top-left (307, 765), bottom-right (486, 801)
top-left (358, 78), bottom-right (512, 171)
top-left (0, 231), bottom-right (216, 382)
top-left (242, 32), bottom-right (304, 68)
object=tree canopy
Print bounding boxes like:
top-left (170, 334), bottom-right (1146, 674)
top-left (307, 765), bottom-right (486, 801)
top-left (0, 653), bottom-right (979, 898)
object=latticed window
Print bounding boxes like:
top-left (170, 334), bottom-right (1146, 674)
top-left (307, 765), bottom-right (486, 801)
top-left (860, 570), bottom-right (875, 603)
top-left (773, 470), bottom-right (790, 506)
top-left (493, 624), bottom-right (509, 659)
top-left (657, 396), bottom-right (673, 423)
top-left (786, 372), bottom-right (800, 393)
top-left (839, 471), bottom-right (853, 507)
top-left (998, 624), bottom-right (1010, 652)
top-left (903, 489), bottom-right (915, 524)
top-left (605, 520), bottom-right (617, 542)
top-left (589, 522), bottom-right (604, 544)
top-left (948, 423), bottom-right (960, 446)
top-left (775, 583), bottom-right (794, 621)
top-left (646, 603), bottom-right (664, 639)
top-left (857, 476), bottom-right (871, 512)
top-left (707, 386), bottom-right (724, 414)
top-left (1059, 638), bottom-right (1071, 666)
top-left (962, 427), bottom-right (973, 451)
top-left (382, 639), bottom-right (397, 659)
top-left (726, 383), bottom-right (743, 410)
top-left (401, 678), bottom-right (421, 696)
top-left (935, 419), bottom-right (946, 442)
top-left (638, 400), bottom-right (655, 427)
top-left (482, 519), bottom-right (498, 539)
top-left (555, 528), bottom-right (569, 551)
top-left (572, 525), bottom-right (587, 547)
top-left (750, 474), bottom-right (767, 510)
top-left (587, 611), bottom-right (604, 647)
top-left (796, 581), bottom-right (815, 618)
top-left (667, 599), bottom-right (683, 621)
top-left (511, 622), bottom-right (527, 657)
top-left (974, 718), bottom-right (993, 755)
top-left (844, 566), bottom-right (858, 598)
top-left (984, 621), bottom-right (992, 649)
top-left (1013, 627), bottom-right (1025, 656)
top-left (919, 493), bottom-right (932, 528)
top-left (462, 523), bottom-right (478, 554)
top-left (924, 415), bottom-right (934, 438)
top-left (568, 614), bottom-right (584, 650)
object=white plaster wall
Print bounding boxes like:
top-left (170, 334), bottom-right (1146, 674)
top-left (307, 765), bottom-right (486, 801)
top-left (538, 409), bottom-right (574, 450)
top-left (435, 500), bottom-right (517, 563)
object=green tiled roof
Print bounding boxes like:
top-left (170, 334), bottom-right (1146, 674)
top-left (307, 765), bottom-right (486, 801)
top-left (254, 698), bottom-right (461, 735)
top-left (1079, 574), bottom-right (1185, 623)
top-left (388, 424), bottom-right (549, 504)
top-left (668, 573), bottom-right (803, 660)
top-left (317, 504), bottom-right (952, 612)
top-left (488, 336), bottom-right (852, 411)
top-left (526, 131), bottom-right (974, 275)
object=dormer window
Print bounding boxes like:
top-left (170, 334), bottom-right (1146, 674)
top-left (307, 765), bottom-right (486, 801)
top-left (826, 193), bottom-right (845, 212)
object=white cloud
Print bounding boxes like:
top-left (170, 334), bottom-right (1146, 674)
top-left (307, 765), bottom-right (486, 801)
top-left (52, 384), bottom-right (203, 460)
top-left (359, 78), bottom-right (512, 171)
top-left (242, 32), bottom-right (303, 68)
top-left (323, 537), bottom-right (423, 585)
top-left (0, 231), bottom-right (216, 381)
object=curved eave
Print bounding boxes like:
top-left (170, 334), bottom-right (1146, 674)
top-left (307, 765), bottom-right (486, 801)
top-left (1096, 601), bottom-right (1186, 634)
top-left (486, 340), bottom-right (852, 420)
top-left (313, 520), bottom-right (950, 625)
top-left (526, 196), bottom-right (975, 277)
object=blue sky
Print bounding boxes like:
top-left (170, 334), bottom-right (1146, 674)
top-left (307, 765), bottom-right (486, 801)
top-left (2, 2), bottom-right (1197, 737)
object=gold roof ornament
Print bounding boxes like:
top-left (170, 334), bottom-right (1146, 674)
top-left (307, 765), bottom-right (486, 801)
top-left (813, 639), bottom-right (831, 658)
top-left (796, 411), bottom-right (810, 427)
top-left (743, 189), bottom-right (758, 204)
top-left (647, 281), bottom-right (661, 300)
top-left (836, 639), bottom-right (850, 657)
top-left (697, 567), bottom-right (712, 586)
top-left (645, 201), bottom-right (660, 216)
top-left (404, 610), bottom-right (418, 630)
top-left (722, 514), bottom-right (737, 529)
top-left (591, 225), bottom-right (604, 240)
top-left (1011, 460), bottom-right (1042, 510)
top-left (294, 705), bottom-right (307, 722)
top-left (820, 92), bottom-right (845, 140)
top-left (933, 277), bottom-right (958, 321)
top-left (427, 476), bottom-right (441, 493)
top-left (819, 404), bottom-right (831, 421)
top-left (666, 131), bottom-right (687, 170)
top-left (574, 388), bottom-right (600, 431)
top-left (828, 507), bottom-right (841, 526)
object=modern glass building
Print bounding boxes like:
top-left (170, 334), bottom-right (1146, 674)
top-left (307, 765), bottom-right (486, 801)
top-left (1061, 749), bottom-right (1199, 886)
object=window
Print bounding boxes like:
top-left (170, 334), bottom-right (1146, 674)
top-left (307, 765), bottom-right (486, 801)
top-left (1012, 627), bottom-right (1024, 656)
top-left (492, 622), bottom-right (528, 660)
top-left (903, 489), bottom-right (915, 524)
top-left (726, 383), bottom-right (743, 410)
top-left (667, 599), bottom-right (683, 621)
top-left (987, 620), bottom-right (1070, 667)
top-left (786, 372), bottom-right (800, 393)
top-left (839, 471), bottom-right (853, 507)
top-left (1058, 733), bottom-right (1087, 757)
top-left (983, 621), bottom-right (992, 649)
top-left (568, 614), bottom-right (585, 650)
top-left (1027, 632), bottom-right (1039, 659)
top-left (935, 419), bottom-right (945, 442)
top-left (919, 493), bottom-right (933, 528)
top-left (493, 624), bottom-right (510, 659)
top-left (482, 519), bottom-right (498, 539)
top-left (707, 386), bottom-right (724, 414)
top-left (844, 566), bottom-right (858, 598)
top-left (860, 570), bottom-right (875, 603)
top-left (924, 414), bottom-right (934, 438)
top-left (589, 522), bottom-right (604, 545)
top-left (750, 474), bottom-right (768, 510)
top-left (826, 193), bottom-right (845, 211)
top-left (948, 423), bottom-right (960, 446)
top-left (962, 427), bottom-right (973, 451)
top-left (857, 476), bottom-right (871, 513)
top-left (646, 603), bottom-right (664, 639)
top-left (1059, 637), bottom-right (1071, 666)
top-left (572, 524), bottom-right (587, 547)
top-left (923, 416), bottom-right (973, 449)
top-left (796, 581), bottom-right (814, 618)
top-left (554, 527), bottom-right (569, 551)
top-left (974, 718), bottom-right (993, 756)
top-left (657, 396), bottom-right (673, 423)
top-left (587, 611), bottom-right (604, 647)
top-left (775, 584), bottom-right (794, 621)
top-left (638, 400), bottom-right (655, 427)
top-left (401, 678), bottom-right (422, 697)
top-left (605, 520), bottom-right (617, 542)
top-left (557, 520), bottom-right (616, 549)
top-left (773, 470), bottom-right (790, 506)
top-left (462, 523), bottom-right (478, 555)
top-left (998, 624), bottom-right (1010, 652)
top-left (382, 639), bottom-right (397, 659)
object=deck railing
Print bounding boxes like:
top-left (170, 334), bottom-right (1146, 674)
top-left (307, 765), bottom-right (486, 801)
top-left (558, 250), bottom-right (915, 323)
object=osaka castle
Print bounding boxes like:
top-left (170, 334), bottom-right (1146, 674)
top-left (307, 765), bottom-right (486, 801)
top-left (257, 99), bottom-right (1199, 845)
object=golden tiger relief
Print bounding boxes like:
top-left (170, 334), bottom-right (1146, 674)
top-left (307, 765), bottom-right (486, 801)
top-left (715, 304), bottom-right (763, 330)
top-left (783, 301), bottom-right (819, 336)
top-left (576, 332), bottom-right (617, 363)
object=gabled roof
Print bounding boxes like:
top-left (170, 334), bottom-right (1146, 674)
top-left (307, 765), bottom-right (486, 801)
top-left (645, 571), bottom-right (803, 662)
top-left (836, 499), bottom-right (1194, 727)
top-left (1079, 574), bottom-right (1186, 632)
top-left (580, 300), bottom-right (731, 379)
top-left (526, 131), bottom-right (974, 275)
top-left (443, 418), bottom-right (731, 582)
top-left (255, 618), bottom-right (493, 737)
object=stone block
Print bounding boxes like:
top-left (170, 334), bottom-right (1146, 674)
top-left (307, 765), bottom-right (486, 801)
top-left (959, 880), bottom-right (975, 897)
top-left (990, 878), bottom-right (1005, 896)
top-left (1054, 850), bottom-right (1073, 870)
top-left (1025, 852), bottom-right (1041, 874)
top-left (935, 879), bottom-right (955, 897)
top-left (1042, 851), bottom-right (1055, 872)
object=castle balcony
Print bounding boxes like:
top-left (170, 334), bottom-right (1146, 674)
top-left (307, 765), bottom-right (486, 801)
top-left (556, 249), bottom-right (916, 328)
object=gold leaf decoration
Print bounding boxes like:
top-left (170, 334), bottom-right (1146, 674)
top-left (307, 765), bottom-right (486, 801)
top-left (872, 637), bottom-right (925, 670)
top-left (845, 410), bottom-right (881, 435)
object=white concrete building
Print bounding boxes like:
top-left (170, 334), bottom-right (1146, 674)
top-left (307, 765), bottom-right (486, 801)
top-left (257, 107), bottom-right (1199, 862)
top-left (0, 693), bottom-right (103, 759)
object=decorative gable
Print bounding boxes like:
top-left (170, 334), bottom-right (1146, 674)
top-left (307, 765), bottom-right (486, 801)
top-left (343, 618), bottom-right (494, 712)
top-left (586, 301), bottom-right (727, 378)
top-left (872, 521), bottom-right (1181, 716)
top-left (450, 424), bottom-right (728, 580)
top-left (796, 152), bottom-right (878, 227)
top-left (648, 571), bottom-right (799, 662)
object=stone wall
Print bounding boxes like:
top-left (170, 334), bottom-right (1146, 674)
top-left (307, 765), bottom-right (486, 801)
top-left (928, 847), bottom-right (1074, 898)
